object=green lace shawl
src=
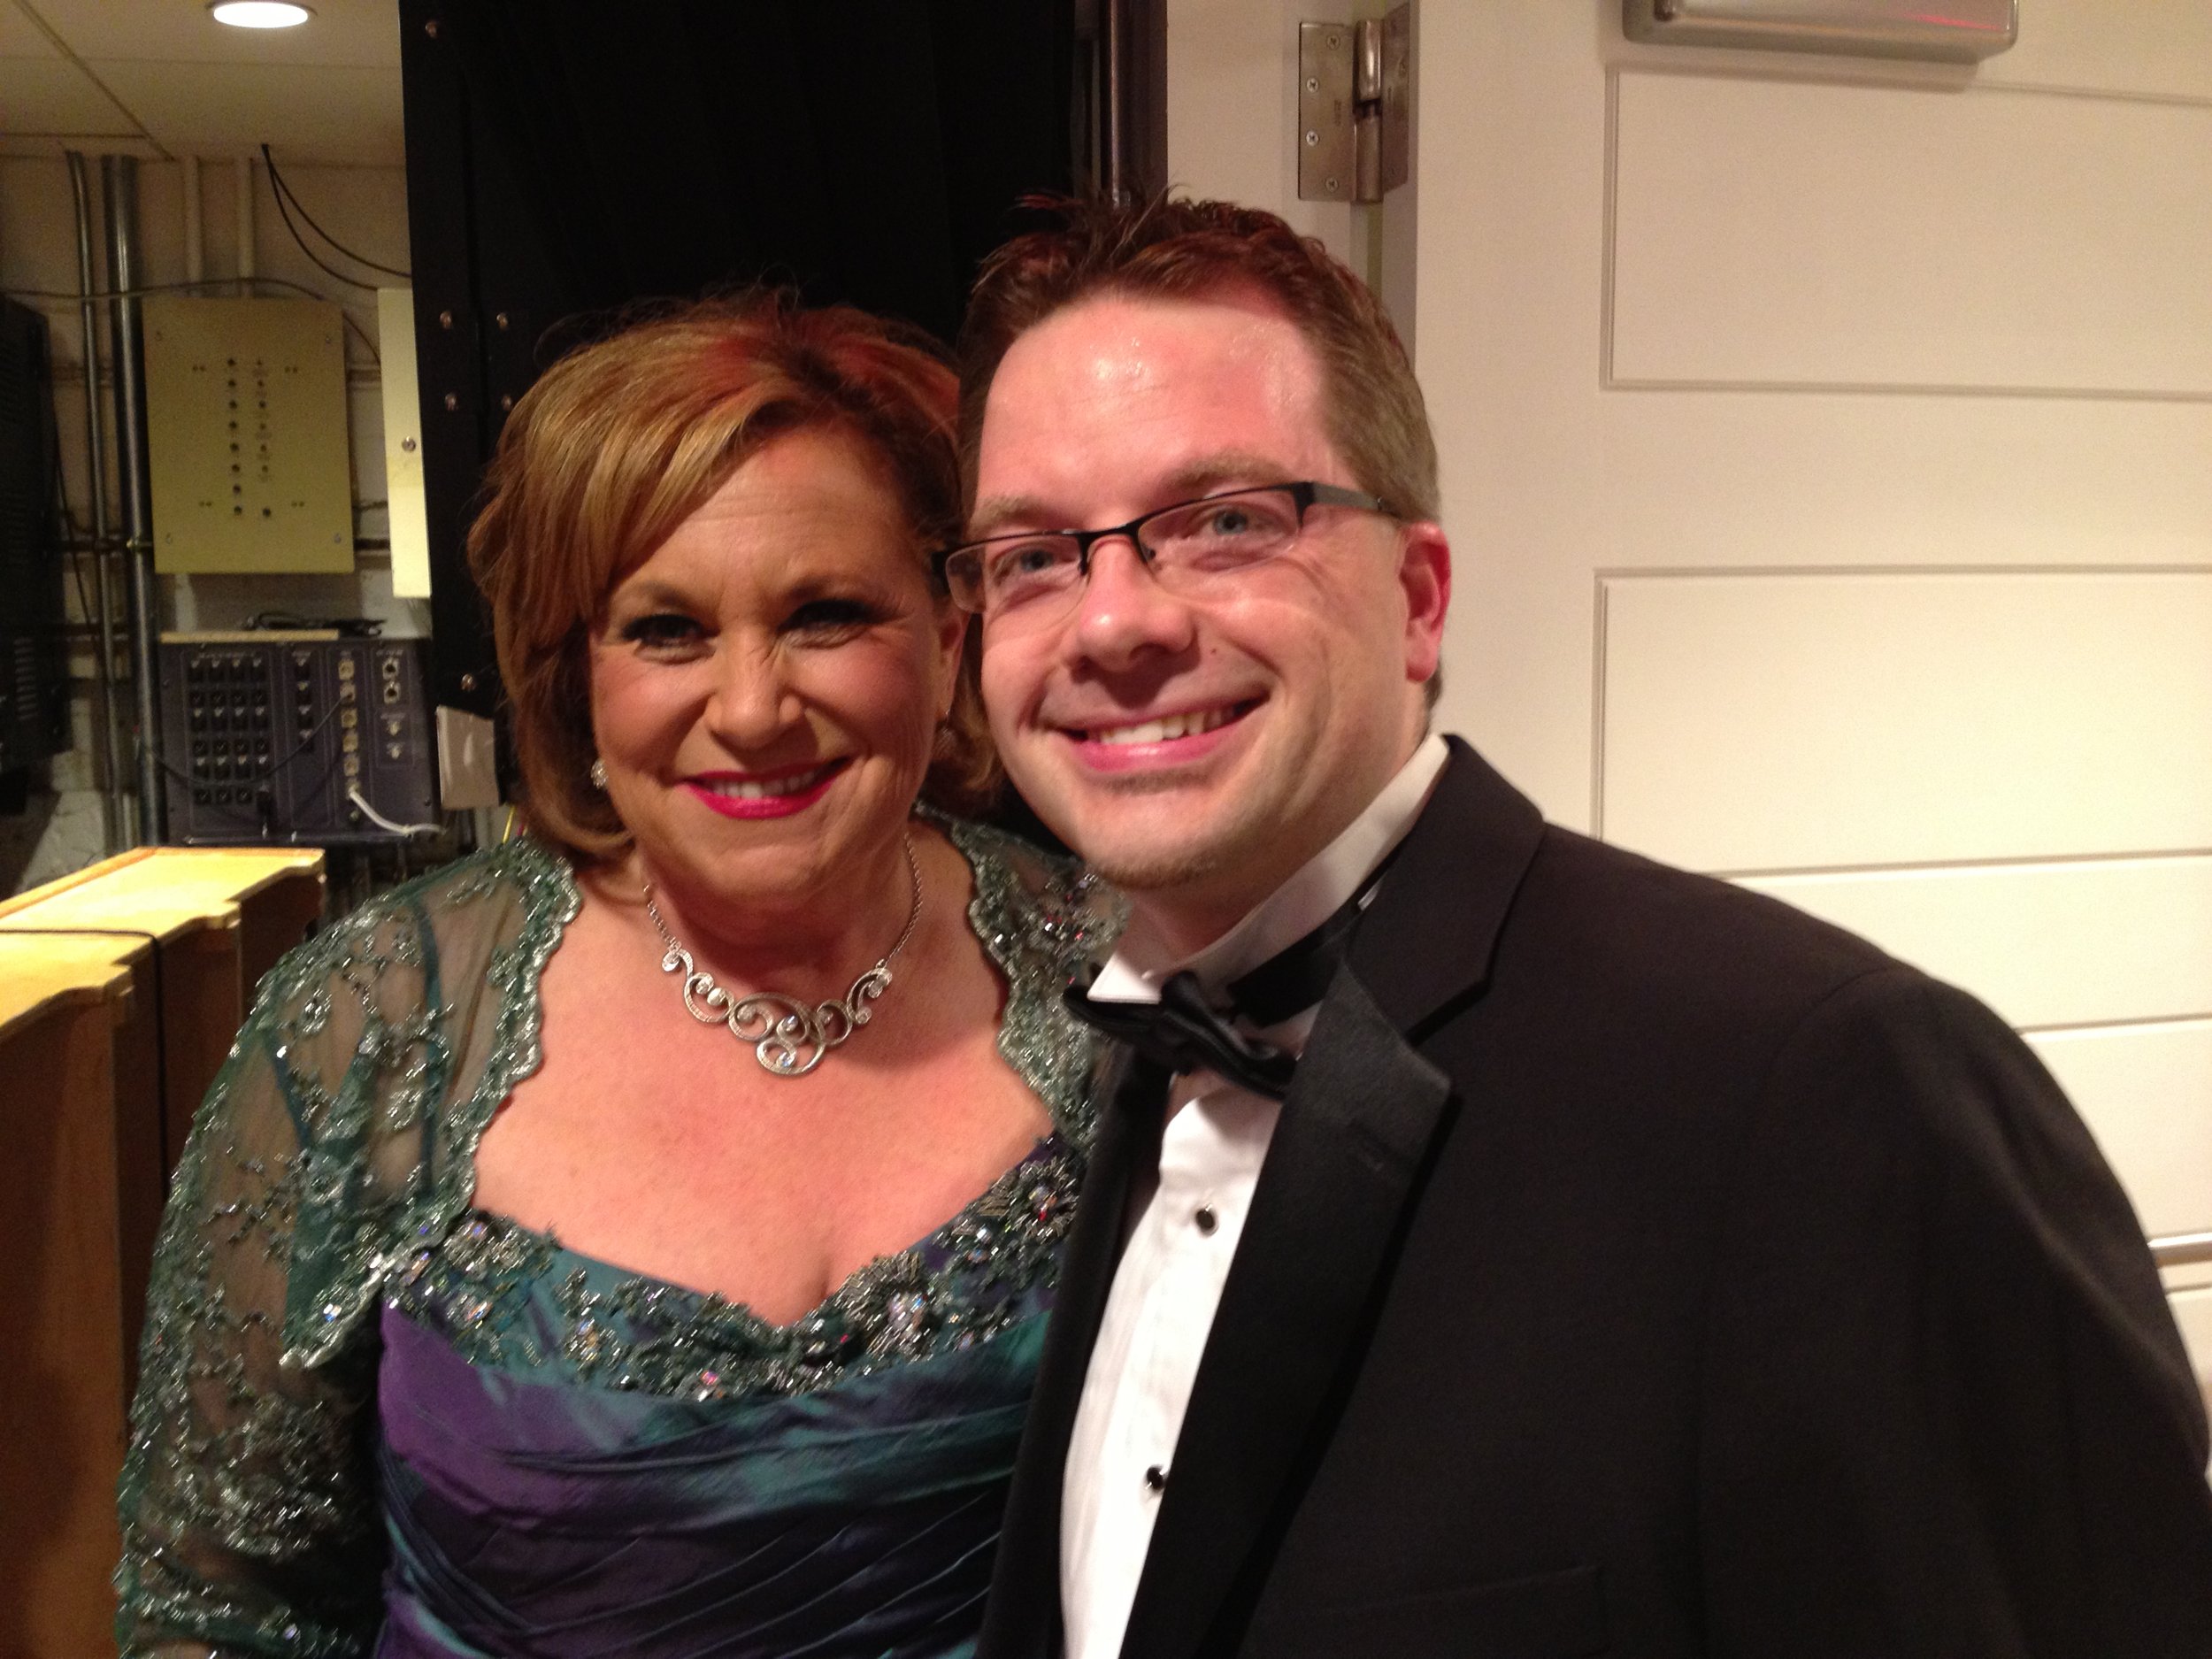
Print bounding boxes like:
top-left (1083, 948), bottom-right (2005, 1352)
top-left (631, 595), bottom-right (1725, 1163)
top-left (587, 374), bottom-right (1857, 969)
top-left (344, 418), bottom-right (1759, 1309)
top-left (113, 819), bottom-right (1121, 1658)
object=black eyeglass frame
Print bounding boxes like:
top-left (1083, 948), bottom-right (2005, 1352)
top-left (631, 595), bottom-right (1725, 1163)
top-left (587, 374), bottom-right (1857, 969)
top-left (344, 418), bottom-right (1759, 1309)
top-left (935, 480), bottom-right (1395, 614)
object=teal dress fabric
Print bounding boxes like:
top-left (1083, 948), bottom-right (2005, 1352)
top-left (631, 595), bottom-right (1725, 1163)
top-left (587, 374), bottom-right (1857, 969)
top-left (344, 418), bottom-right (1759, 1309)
top-left (114, 821), bottom-right (1119, 1658)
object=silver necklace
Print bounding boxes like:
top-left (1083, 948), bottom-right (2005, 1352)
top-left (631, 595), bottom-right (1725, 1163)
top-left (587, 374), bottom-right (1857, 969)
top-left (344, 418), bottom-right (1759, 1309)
top-left (641, 831), bottom-right (923, 1079)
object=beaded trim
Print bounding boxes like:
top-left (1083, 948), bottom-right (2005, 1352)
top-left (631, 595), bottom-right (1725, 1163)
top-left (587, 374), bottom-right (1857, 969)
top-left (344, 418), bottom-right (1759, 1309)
top-left (389, 1141), bottom-right (1082, 1397)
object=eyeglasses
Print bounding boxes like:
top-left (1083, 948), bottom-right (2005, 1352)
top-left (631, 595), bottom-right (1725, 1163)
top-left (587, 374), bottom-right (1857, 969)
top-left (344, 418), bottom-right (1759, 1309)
top-left (938, 481), bottom-right (1394, 623)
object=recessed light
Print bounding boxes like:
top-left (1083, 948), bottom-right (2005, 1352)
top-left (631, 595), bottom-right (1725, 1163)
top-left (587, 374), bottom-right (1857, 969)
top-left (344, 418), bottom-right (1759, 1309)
top-left (210, 2), bottom-right (313, 27)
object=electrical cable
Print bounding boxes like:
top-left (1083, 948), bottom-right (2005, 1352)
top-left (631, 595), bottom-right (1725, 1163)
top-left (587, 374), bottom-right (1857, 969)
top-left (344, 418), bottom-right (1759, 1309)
top-left (58, 518), bottom-right (99, 687)
top-left (259, 145), bottom-right (411, 280)
top-left (342, 311), bottom-right (380, 366)
top-left (159, 698), bottom-right (344, 796)
top-left (347, 786), bottom-right (442, 837)
top-left (242, 611), bottom-right (385, 636)
top-left (48, 430), bottom-right (98, 671)
top-left (167, 695), bottom-right (443, 841)
top-left (262, 170), bottom-right (383, 294)
top-left (5, 276), bottom-right (381, 365)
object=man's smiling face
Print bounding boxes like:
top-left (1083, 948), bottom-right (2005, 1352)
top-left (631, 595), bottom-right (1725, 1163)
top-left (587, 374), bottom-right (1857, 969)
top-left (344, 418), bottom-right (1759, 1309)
top-left (971, 289), bottom-right (1448, 952)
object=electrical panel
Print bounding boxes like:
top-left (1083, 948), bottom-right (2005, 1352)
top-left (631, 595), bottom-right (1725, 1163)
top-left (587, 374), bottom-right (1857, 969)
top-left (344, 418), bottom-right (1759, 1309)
top-left (142, 297), bottom-right (354, 575)
top-left (158, 634), bottom-right (436, 845)
top-left (0, 298), bottom-right (69, 787)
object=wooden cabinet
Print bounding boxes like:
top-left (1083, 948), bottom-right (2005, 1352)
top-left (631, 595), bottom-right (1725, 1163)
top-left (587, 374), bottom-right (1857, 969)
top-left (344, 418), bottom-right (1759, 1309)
top-left (0, 849), bottom-right (323, 1657)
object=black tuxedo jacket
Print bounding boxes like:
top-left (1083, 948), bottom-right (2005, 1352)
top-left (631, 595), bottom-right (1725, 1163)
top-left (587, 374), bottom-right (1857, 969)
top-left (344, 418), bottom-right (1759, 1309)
top-left (979, 739), bottom-right (2212, 1659)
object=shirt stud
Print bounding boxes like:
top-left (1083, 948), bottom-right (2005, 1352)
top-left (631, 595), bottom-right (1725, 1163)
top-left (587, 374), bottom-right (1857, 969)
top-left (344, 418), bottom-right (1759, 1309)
top-left (1194, 1203), bottom-right (1218, 1235)
top-left (1143, 1463), bottom-right (1168, 1493)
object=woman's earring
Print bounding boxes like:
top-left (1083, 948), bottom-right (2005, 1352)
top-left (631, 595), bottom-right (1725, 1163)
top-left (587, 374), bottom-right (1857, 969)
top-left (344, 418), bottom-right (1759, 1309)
top-left (589, 758), bottom-right (609, 790)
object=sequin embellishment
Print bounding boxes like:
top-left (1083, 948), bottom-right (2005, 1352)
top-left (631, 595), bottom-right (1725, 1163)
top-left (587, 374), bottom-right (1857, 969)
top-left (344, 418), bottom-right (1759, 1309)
top-left (114, 820), bottom-right (1120, 1657)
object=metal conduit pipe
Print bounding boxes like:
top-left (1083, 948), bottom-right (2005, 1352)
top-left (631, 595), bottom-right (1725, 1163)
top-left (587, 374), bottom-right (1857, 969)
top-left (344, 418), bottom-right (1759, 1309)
top-left (236, 156), bottom-right (254, 294)
top-left (1103, 0), bottom-right (1127, 205)
top-left (182, 154), bottom-right (204, 284)
top-left (100, 154), bottom-right (165, 842)
top-left (65, 152), bottom-right (125, 855)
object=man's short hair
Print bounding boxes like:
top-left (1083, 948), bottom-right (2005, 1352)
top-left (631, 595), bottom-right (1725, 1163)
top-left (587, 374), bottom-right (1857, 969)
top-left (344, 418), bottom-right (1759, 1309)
top-left (958, 193), bottom-right (1443, 705)
top-left (958, 194), bottom-right (1439, 522)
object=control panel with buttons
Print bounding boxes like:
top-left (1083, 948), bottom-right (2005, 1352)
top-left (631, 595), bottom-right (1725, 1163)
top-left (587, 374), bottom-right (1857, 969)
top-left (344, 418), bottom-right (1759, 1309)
top-left (158, 634), bottom-right (437, 844)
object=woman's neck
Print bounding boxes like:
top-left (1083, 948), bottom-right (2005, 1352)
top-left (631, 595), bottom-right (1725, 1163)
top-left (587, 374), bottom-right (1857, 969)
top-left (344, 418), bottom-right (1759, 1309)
top-left (595, 834), bottom-right (922, 1001)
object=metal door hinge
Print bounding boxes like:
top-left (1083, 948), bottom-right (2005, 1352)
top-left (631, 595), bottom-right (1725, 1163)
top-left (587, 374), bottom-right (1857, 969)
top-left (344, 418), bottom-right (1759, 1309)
top-left (1299, 7), bottom-right (1409, 203)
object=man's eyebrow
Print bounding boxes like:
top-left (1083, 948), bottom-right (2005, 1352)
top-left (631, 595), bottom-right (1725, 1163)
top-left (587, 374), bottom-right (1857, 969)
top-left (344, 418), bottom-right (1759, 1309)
top-left (965, 495), bottom-right (1055, 540)
top-left (967, 452), bottom-right (1301, 539)
top-left (1158, 450), bottom-right (1296, 499)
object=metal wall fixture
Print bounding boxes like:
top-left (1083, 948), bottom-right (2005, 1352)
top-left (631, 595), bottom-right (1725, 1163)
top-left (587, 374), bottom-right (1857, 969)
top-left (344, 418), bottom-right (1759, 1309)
top-left (100, 154), bottom-right (168, 842)
top-left (1299, 8), bottom-right (1410, 204)
top-left (1090, 0), bottom-right (1166, 207)
top-left (1102, 0), bottom-right (1128, 204)
top-left (65, 152), bottom-right (125, 854)
top-left (1621, 0), bottom-right (2016, 63)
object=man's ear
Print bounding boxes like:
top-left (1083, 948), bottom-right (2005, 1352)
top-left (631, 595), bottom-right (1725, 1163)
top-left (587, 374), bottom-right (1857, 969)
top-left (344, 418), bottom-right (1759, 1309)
top-left (1398, 522), bottom-right (1451, 684)
top-left (933, 600), bottom-right (970, 723)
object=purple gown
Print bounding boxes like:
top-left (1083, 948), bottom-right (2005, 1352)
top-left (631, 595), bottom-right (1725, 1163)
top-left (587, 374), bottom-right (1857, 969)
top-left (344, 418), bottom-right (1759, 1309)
top-left (114, 826), bottom-right (1119, 1658)
top-left (373, 1141), bottom-right (1077, 1658)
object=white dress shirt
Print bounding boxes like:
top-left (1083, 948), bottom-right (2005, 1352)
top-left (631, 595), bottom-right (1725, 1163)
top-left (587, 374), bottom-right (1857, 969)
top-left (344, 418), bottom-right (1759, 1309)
top-left (1059, 735), bottom-right (1450, 1659)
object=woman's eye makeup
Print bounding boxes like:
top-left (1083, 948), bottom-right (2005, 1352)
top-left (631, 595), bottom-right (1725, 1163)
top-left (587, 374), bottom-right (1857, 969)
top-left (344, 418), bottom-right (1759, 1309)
top-left (618, 611), bottom-right (703, 649)
top-left (784, 595), bottom-right (880, 633)
top-left (607, 592), bottom-right (893, 649)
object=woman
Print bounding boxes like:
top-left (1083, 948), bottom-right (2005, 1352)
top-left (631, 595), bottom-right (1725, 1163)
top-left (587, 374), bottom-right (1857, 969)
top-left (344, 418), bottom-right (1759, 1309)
top-left (115, 296), bottom-right (1118, 1657)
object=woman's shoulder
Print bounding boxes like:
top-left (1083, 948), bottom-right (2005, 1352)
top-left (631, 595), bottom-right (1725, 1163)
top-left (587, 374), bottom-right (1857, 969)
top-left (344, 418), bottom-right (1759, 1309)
top-left (937, 813), bottom-right (1124, 972)
top-left (364, 830), bottom-right (579, 941)
top-left (257, 834), bottom-right (576, 1003)
top-left (241, 836), bottom-right (582, 1362)
top-left (933, 811), bottom-right (1126, 1145)
top-left (240, 834), bottom-right (580, 1164)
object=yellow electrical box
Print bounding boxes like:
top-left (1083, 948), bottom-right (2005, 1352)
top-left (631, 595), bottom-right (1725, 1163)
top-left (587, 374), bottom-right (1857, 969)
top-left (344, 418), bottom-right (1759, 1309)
top-left (144, 296), bottom-right (355, 574)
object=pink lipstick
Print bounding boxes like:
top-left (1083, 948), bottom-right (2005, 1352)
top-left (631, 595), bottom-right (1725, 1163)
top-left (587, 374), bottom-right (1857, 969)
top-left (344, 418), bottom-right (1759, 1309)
top-left (682, 760), bottom-right (846, 819)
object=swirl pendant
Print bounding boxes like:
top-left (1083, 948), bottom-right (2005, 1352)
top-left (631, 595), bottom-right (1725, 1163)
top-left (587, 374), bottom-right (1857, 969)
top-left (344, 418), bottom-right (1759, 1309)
top-left (640, 832), bottom-right (922, 1078)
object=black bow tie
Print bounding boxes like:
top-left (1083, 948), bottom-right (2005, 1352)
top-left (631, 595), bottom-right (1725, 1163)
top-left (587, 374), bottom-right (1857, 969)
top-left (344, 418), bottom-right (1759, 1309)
top-left (1065, 970), bottom-right (1298, 1099)
top-left (1062, 872), bottom-right (1379, 1101)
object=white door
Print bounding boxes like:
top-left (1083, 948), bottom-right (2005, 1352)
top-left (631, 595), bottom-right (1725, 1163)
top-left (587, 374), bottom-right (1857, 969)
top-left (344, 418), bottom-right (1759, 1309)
top-left (1167, 0), bottom-right (2212, 1398)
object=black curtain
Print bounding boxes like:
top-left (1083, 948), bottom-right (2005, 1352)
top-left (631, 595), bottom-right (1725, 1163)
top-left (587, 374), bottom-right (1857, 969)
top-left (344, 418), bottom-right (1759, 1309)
top-left (399, 0), bottom-right (1074, 715)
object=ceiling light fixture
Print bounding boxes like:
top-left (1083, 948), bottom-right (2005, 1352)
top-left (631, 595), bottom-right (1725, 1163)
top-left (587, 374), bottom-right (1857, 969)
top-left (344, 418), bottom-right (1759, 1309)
top-left (210, 2), bottom-right (313, 27)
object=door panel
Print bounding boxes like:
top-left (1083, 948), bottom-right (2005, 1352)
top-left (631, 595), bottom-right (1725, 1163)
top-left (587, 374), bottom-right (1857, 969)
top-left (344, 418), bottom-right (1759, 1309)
top-left (1165, 0), bottom-right (2212, 1384)
top-left (1611, 71), bottom-right (2212, 395)
top-left (2030, 1022), bottom-right (2212, 1240)
top-left (1737, 856), bottom-right (2212, 1031)
top-left (1597, 569), bottom-right (2212, 870)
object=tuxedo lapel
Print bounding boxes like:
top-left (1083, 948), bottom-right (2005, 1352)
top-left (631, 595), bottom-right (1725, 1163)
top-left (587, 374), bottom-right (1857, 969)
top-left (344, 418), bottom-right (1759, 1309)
top-left (1117, 976), bottom-right (1451, 1659)
top-left (1350, 737), bottom-right (1547, 1036)
top-left (1116, 740), bottom-right (1548, 1659)
top-left (979, 1046), bottom-right (1169, 1659)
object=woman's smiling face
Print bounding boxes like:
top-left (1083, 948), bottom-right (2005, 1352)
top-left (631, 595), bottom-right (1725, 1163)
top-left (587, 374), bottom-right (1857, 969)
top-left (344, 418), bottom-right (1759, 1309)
top-left (588, 423), bottom-right (964, 926)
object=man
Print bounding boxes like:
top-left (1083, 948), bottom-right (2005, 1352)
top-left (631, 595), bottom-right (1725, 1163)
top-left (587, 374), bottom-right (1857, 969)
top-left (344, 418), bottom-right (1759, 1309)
top-left (949, 196), bottom-right (2212, 1658)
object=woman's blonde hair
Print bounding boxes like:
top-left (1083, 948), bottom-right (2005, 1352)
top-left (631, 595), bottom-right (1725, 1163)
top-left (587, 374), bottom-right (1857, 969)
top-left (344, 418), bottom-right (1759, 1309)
top-left (466, 294), bottom-right (996, 862)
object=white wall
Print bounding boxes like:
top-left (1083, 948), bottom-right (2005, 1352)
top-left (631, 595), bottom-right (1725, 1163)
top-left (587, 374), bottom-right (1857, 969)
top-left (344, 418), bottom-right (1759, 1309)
top-left (1168, 0), bottom-right (2212, 1395)
top-left (0, 155), bottom-right (414, 890)
top-left (1165, 0), bottom-right (1358, 260)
